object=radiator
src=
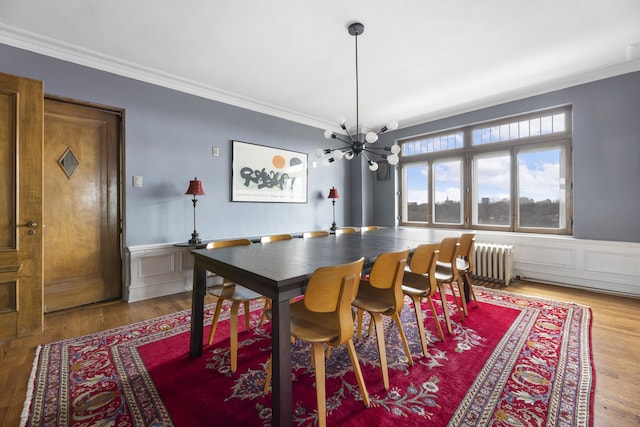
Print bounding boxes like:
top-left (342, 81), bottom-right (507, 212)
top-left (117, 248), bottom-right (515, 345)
top-left (472, 243), bottom-right (513, 286)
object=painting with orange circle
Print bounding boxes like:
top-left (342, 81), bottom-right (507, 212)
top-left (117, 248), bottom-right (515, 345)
top-left (232, 140), bottom-right (307, 203)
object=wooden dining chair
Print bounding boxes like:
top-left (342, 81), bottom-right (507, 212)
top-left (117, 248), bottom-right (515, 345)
top-left (263, 258), bottom-right (369, 427)
top-left (258, 233), bottom-right (294, 325)
top-left (456, 233), bottom-right (478, 313)
top-left (260, 233), bottom-right (293, 243)
top-left (335, 227), bottom-right (357, 235)
top-left (352, 249), bottom-right (412, 390)
top-left (302, 230), bottom-right (329, 238)
top-left (434, 237), bottom-right (464, 334)
top-left (402, 243), bottom-right (444, 358)
top-left (206, 238), bottom-right (265, 373)
top-left (360, 226), bottom-right (380, 231)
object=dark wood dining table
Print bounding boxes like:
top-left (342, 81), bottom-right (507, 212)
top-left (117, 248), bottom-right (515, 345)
top-left (189, 227), bottom-right (453, 427)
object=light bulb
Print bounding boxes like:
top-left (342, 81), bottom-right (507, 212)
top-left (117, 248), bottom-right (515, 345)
top-left (368, 161), bottom-right (379, 172)
top-left (324, 130), bottom-right (333, 139)
top-left (387, 154), bottom-right (399, 165)
top-left (315, 148), bottom-right (326, 158)
top-left (365, 132), bottom-right (378, 143)
top-left (336, 115), bottom-right (346, 125)
top-left (387, 120), bottom-right (399, 131)
top-left (390, 144), bottom-right (401, 154)
top-left (332, 150), bottom-right (343, 160)
top-left (344, 151), bottom-right (354, 160)
top-left (322, 157), bottom-right (333, 166)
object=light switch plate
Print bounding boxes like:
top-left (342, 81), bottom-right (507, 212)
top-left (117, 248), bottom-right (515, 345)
top-left (133, 176), bottom-right (143, 188)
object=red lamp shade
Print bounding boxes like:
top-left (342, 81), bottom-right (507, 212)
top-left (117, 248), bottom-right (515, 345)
top-left (185, 177), bottom-right (205, 196)
top-left (328, 187), bottom-right (339, 199)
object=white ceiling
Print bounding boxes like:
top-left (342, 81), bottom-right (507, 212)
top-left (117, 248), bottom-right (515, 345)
top-left (1, 0), bottom-right (640, 133)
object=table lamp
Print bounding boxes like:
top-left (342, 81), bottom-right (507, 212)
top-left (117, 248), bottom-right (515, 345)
top-left (328, 187), bottom-right (339, 231)
top-left (185, 177), bottom-right (205, 245)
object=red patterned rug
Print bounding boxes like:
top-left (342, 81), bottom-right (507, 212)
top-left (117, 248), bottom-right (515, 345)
top-left (21, 287), bottom-right (594, 426)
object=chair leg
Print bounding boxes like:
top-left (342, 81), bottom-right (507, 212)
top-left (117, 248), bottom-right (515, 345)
top-left (243, 300), bottom-right (251, 330)
top-left (259, 298), bottom-right (271, 326)
top-left (311, 342), bottom-right (327, 427)
top-left (230, 302), bottom-right (239, 372)
top-left (457, 281), bottom-right (468, 317)
top-left (371, 313), bottom-right (389, 390)
top-left (465, 272), bottom-right (479, 307)
top-left (427, 296), bottom-right (445, 341)
top-left (410, 295), bottom-right (429, 357)
top-left (345, 339), bottom-right (370, 407)
top-left (392, 312), bottom-right (414, 366)
top-left (367, 315), bottom-right (374, 336)
top-left (437, 283), bottom-right (453, 335)
top-left (448, 282), bottom-right (465, 320)
top-left (356, 309), bottom-right (364, 339)
top-left (207, 298), bottom-right (224, 345)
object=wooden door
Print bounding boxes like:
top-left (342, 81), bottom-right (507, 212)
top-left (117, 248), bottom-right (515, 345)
top-left (0, 73), bottom-right (44, 340)
top-left (43, 98), bottom-right (122, 312)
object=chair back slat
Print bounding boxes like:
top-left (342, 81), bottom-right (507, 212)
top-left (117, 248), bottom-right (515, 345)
top-left (260, 234), bottom-right (293, 243)
top-left (409, 243), bottom-right (440, 275)
top-left (458, 233), bottom-right (475, 271)
top-left (368, 249), bottom-right (410, 290)
top-left (303, 258), bottom-right (364, 315)
top-left (303, 231), bottom-right (329, 238)
top-left (206, 238), bottom-right (252, 249)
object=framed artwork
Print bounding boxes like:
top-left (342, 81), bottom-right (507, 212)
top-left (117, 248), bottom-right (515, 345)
top-left (231, 140), bottom-right (308, 203)
top-left (376, 160), bottom-right (391, 181)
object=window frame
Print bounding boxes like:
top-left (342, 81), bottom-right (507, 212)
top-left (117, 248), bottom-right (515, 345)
top-left (398, 106), bottom-right (573, 235)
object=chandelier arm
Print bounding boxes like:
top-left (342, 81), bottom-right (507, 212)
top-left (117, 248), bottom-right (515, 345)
top-left (362, 146), bottom-right (391, 151)
top-left (361, 148), bottom-right (386, 159)
top-left (340, 123), bottom-right (357, 143)
top-left (331, 134), bottom-right (353, 146)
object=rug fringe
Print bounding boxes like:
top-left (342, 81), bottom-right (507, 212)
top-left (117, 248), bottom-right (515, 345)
top-left (20, 344), bottom-right (42, 427)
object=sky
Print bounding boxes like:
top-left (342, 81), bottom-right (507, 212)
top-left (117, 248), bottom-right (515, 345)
top-left (406, 147), bottom-right (563, 205)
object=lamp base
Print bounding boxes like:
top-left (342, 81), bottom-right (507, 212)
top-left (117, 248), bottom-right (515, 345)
top-left (188, 231), bottom-right (202, 245)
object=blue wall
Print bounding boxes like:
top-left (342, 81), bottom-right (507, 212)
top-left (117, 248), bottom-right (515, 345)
top-left (1, 43), bottom-right (359, 246)
top-left (374, 71), bottom-right (640, 243)
top-left (3, 43), bottom-right (640, 244)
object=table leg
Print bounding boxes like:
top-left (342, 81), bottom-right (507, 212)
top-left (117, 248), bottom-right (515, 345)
top-left (271, 298), bottom-right (292, 427)
top-left (190, 263), bottom-right (207, 358)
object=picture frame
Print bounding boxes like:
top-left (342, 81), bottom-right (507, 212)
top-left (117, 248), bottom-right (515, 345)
top-left (231, 140), bottom-right (308, 203)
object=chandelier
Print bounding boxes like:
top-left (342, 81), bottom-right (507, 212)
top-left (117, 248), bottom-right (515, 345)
top-left (316, 22), bottom-right (401, 172)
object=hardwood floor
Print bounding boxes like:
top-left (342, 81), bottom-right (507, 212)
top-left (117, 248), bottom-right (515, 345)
top-left (1, 281), bottom-right (638, 426)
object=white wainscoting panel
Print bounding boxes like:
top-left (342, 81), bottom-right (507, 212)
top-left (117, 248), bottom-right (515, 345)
top-left (127, 245), bottom-right (193, 302)
top-left (473, 232), bottom-right (640, 297)
top-left (125, 233), bottom-right (640, 302)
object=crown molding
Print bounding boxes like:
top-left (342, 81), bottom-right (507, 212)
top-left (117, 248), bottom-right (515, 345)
top-left (0, 24), bottom-right (333, 131)
top-left (400, 59), bottom-right (640, 128)
top-left (2, 23), bottom-right (639, 133)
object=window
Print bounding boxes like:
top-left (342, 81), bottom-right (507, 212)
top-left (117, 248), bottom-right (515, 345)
top-left (399, 107), bottom-right (572, 234)
top-left (402, 164), bottom-right (429, 222)
top-left (473, 152), bottom-right (511, 226)
top-left (516, 146), bottom-right (567, 229)
top-left (433, 159), bottom-right (462, 225)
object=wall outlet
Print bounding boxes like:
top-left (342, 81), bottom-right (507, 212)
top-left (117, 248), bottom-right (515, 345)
top-left (133, 176), bottom-right (143, 188)
top-left (212, 146), bottom-right (220, 157)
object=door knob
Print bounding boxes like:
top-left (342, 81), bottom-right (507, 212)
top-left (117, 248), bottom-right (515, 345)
top-left (26, 222), bottom-right (38, 228)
